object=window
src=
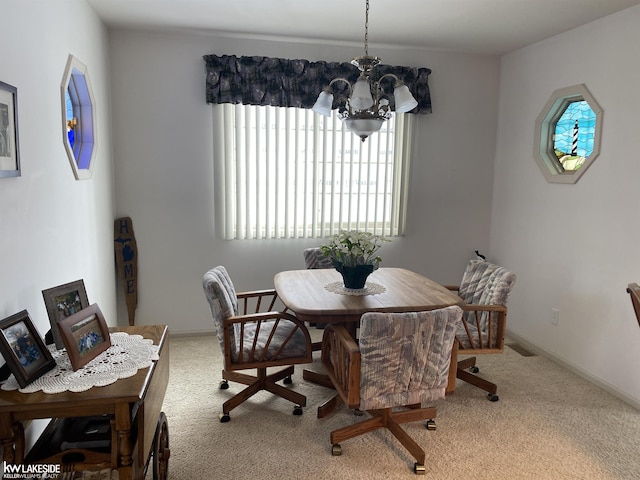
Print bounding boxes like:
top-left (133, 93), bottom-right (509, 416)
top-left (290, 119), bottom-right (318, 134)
top-left (61, 55), bottom-right (97, 180)
top-left (534, 84), bottom-right (602, 184)
top-left (213, 104), bottom-right (414, 240)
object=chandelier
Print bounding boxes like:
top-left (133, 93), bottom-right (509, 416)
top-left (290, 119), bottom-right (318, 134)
top-left (312, 0), bottom-right (418, 142)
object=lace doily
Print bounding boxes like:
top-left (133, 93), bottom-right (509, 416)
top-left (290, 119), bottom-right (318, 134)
top-left (324, 281), bottom-right (386, 296)
top-left (1, 332), bottom-right (159, 394)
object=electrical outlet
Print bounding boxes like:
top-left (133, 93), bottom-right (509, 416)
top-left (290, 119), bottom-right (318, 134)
top-left (551, 308), bottom-right (559, 326)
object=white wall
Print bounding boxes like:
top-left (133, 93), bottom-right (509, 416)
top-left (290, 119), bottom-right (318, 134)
top-left (492, 5), bottom-right (640, 407)
top-left (0, 0), bottom-right (115, 448)
top-left (108, 30), bottom-right (500, 334)
top-left (0, 1), bottom-right (116, 331)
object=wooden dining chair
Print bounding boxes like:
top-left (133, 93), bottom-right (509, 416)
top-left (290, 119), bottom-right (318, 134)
top-left (445, 258), bottom-right (516, 401)
top-left (317, 307), bottom-right (462, 475)
top-left (202, 266), bottom-right (313, 422)
top-left (626, 283), bottom-right (640, 327)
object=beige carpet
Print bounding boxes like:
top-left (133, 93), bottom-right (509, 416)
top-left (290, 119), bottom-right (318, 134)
top-left (160, 333), bottom-right (640, 479)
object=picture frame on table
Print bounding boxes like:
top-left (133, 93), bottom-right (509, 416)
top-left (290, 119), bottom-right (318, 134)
top-left (0, 310), bottom-right (56, 388)
top-left (42, 279), bottom-right (90, 350)
top-left (0, 80), bottom-right (21, 178)
top-left (58, 303), bottom-right (111, 371)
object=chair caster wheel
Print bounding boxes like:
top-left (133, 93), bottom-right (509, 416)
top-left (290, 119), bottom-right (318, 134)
top-left (219, 412), bottom-right (230, 423)
top-left (414, 463), bottom-right (426, 475)
top-left (425, 419), bottom-right (436, 431)
top-left (488, 393), bottom-right (499, 402)
top-left (219, 380), bottom-right (229, 390)
top-left (470, 366), bottom-right (480, 373)
top-left (284, 376), bottom-right (293, 385)
top-left (331, 444), bottom-right (342, 456)
top-left (353, 408), bottom-right (364, 416)
top-left (293, 405), bottom-right (303, 415)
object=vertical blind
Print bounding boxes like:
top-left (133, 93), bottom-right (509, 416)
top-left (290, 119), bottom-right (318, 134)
top-left (213, 104), bottom-right (413, 240)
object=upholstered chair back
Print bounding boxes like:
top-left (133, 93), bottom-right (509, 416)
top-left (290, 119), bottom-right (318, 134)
top-left (457, 259), bottom-right (516, 349)
top-left (202, 266), bottom-right (239, 358)
top-left (458, 259), bottom-right (516, 306)
top-left (357, 306), bottom-right (462, 411)
top-left (303, 247), bottom-right (334, 269)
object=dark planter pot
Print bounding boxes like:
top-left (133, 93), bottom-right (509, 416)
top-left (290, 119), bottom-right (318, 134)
top-left (333, 262), bottom-right (375, 290)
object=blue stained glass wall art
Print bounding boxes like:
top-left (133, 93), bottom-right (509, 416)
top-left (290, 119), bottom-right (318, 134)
top-left (65, 90), bottom-right (75, 148)
top-left (60, 54), bottom-right (97, 180)
top-left (553, 100), bottom-right (597, 164)
top-left (534, 84), bottom-right (602, 184)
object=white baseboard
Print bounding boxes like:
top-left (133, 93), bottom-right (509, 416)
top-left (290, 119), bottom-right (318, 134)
top-left (506, 330), bottom-right (640, 411)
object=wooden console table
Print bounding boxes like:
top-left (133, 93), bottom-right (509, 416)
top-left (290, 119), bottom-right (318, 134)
top-left (0, 325), bottom-right (170, 480)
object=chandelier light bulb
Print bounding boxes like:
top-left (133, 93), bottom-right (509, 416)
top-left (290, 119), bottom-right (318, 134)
top-left (312, 90), bottom-right (334, 117)
top-left (393, 84), bottom-right (418, 113)
top-left (350, 76), bottom-right (375, 110)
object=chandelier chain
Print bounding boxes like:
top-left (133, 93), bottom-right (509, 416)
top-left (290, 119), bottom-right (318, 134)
top-left (364, 0), bottom-right (369, 56)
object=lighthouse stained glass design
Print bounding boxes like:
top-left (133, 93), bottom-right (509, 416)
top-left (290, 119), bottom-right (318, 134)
top-left (553, 100), bottom-right (596, 171)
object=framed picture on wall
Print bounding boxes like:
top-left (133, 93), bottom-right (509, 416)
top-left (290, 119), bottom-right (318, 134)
top-left (58, 303), bottom-right (111, 371)
top-left (0, 310), bottom-right (56, 388)
top-left (0, 80), bottom-right (20, 178)
top-left (42, 279), bottom-right (90, 350)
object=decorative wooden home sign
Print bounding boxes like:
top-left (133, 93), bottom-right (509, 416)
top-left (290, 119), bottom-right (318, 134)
top-left (114, 217), bottom-right (138, 326)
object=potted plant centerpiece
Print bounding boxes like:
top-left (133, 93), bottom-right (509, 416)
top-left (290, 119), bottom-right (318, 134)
top-left (320, 230), bottom-right (390, 289)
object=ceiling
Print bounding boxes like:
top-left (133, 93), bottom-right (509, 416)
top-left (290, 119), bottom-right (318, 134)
top-left (87, 0), bottom-right (640, 55)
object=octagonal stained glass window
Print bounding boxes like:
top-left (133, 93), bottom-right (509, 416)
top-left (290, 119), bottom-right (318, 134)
top-left (534, 84), bottom-right (602, 184)
top-left (61, 55), bottom-right (97, 180)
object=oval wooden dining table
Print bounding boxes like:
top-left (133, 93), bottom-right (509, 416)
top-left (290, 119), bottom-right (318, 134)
top-left (274, 267), bottom-right (462, 325)
top-left (274, 267), bottom-right (463, 394)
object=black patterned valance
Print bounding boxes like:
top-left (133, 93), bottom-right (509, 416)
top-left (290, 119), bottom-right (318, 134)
top-left (203, 54), bottom-right (431, 114)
